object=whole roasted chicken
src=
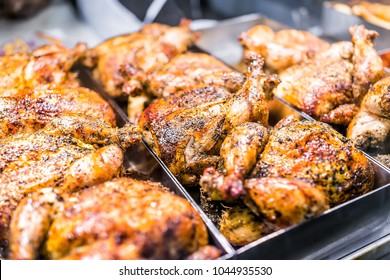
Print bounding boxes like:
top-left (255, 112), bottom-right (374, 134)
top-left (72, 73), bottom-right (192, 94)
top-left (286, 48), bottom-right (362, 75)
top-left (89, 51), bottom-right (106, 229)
top-left (200, 117), bottom-right (374, 242)
top-left (239, 25), bottom-right (329, 72)
top-left (0, 43), bottom-right (87, 90)
top-left (0, 116), bottom-right (141, 257)
top-left (90, 21), bottom-right (197, 99)
top-left (10, 177), bottom-right (219, 260)
top-left (0, 85), bottom-right (116, 138)
top-left (139, 55), bottom-right (280, 185)
top-left (347, 76), bottom-right (390, 151)
top-left (274, 25), bottom-right (384, 126)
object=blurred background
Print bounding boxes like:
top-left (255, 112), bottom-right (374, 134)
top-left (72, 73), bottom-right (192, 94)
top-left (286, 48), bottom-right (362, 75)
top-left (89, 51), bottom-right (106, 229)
top-left (0, 0), bottom-right (389, 48)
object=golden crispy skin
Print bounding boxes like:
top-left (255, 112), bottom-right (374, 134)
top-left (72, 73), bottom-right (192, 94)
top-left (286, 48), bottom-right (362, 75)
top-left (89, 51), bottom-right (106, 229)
top-left (200, 119), bottom-right (371, 239)
top-left (0, 116), bottom-right (141, 256)
top-left (274, 25), bottom-right (384, 126)
top-left (123, 52), bottom-right (244, 122)
top-left (275, 41), bottom-right (355, 120)
top-left (244, 177), bottom-right (328, 227)
top-left (0, 86), bottom-right (116, 137)
top-left (251, 120), bottom-right (375, 206)
top-left (200, 122), bottom-right (269, 202)
top-left (90, 21), bottom-right (197, 99)
top-left (350, 25), bottom-right (385, 104)
top-left (0, 43), bottom-right (86, 90)
top-left (140, 55), bottom-right (279, 185)
top-left (239, 25), bottom-right (329, 72)
top-left (145, 52), bottom-right (244, 97)
top-left (201, 167), bottom-right (328, 233)
top-left (347, 76), bottom-right (390, 150)
top-left (10, 177), bottom-right (211, 260)
top-left (219, 204), bottom-right (273, 246)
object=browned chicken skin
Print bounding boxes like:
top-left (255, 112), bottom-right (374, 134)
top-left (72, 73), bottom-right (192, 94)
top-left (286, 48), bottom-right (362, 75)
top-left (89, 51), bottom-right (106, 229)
top-left (244, 177), bottom-right (328, 227)
top-left (0, 116), bottom-right (141, 256)
top-left (125, 52), bottom-right (244, 122)
top-left (252, 119), bottom-right (374, 206)
top-left (140, 52), bottom-right (244, 98)
top-left (90, 21), bottom-right (197, 99)
top-left (274, 25), bottom-right (384, 126)
top-left (0, 85), bottom-right (116, 137)
top-left (0, 43), bottom-right (87, 90)
top-left (121, 52), bottom-right (244, 122)
top-left (347, 76), bottom-right (390, 150)
top-left (140, 55), bottom-right (279, 185)
top-left (200, 118), bottom-right (374, 233)
top-left (239, 25), bottom-right (329, 72)
top-left (10, 177), bottom-right (216, 260)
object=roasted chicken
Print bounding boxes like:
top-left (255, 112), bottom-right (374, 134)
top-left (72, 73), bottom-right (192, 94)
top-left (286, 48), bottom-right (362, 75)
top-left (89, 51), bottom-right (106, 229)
top-left (200, 117), bottom-right (374, 234)
top-left (128, 52), bottom-right (244, 98)
top-left (0, 116), bottom-right (141, 256)
top-left (274, 25), bottom-right (384, 126)
top-left (10, 177), bottom-right (219, 260)
top-left (0, 85), bottom-right (116, 138)
top-left (139, 55), bottom-right (280, 185)
top-left (123, 52), bottom-right (244, 121)
top-left (90, 21), bottom-right (197, 99)
top-left (352, 1), bottom-right (390, 30)
top-left (0, 43), bottom-right (87, 90)
top-left (347, 76), bottom-right (390, 150)
top-left (218, 204), bottom-right (271, 246)
top-left (239, 25), bottom-right (329, 72)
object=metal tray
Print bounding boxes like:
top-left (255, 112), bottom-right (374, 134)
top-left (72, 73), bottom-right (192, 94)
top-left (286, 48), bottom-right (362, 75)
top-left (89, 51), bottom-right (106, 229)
top-left (78, 68), bottom-right (236, 260)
